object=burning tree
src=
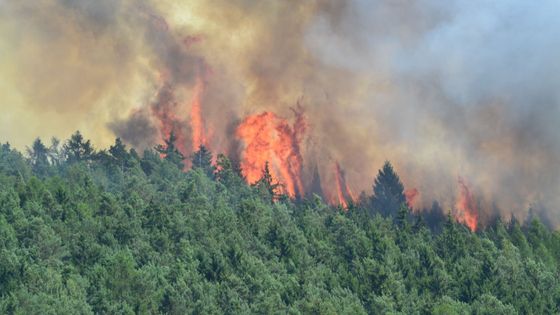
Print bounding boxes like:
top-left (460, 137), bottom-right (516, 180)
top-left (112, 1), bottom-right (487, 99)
top-left (333, 162), bottom-right (355, 208)
top-left (235, 109), bottom-right (306, 198)
top-left (155, 132), bottom-right (185, 169)
top-left (455, 177), bottom-right (479, 232)
top-left (254, 161), bottom-right (281, 202)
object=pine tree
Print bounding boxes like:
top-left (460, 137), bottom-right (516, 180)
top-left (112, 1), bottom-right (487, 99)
top-left (308, 164), bottom-right (324, 198)
top-left (109, 138), bottom-right (128, 162)
top-left (215, 153), bottom-right (232, 180)
top-left (48, 137), bottom-right (62, 167)
top-left (254, 161), bottom-right (279, 202)
top-left (422, 201), bottom-right (447, 232)
top-left (63, 131), bottom-right (94, 163)
top-left (108, 138), bottom-right (132, 170)
top-left (396, 204), bottom-right (411, 230)
top-left (155, 132), bottom-right (185, 169)
top-left (191, 145), bottom-right (215, 178)
top-left (371, 161), bottom-right (406, 217)
top-left (27, 138), bottom-right (50, 176)
top-left (215, 154), bottom-right (244, 185)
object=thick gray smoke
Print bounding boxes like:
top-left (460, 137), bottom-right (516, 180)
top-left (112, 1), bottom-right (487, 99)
top-left (1, 0), bottom-right (559, 226)
top-left (306, 0), bottom-right (560, 224)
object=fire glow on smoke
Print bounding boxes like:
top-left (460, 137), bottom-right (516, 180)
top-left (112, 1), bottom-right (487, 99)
top-left (143, 35), bottom-right (481, 230)
top-left (16, 0), bottom-right (560, 230)
top-left (151, 72), bottom-right (480, 229)
top-left (236, 109), bottom-right (306, 198)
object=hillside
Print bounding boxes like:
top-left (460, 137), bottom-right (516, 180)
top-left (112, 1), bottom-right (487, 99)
top-left (0, 136), bottom-right (559, 314)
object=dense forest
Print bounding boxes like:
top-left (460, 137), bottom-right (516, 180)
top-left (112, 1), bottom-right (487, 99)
top-left (0, 132), bottom-right (559, 314)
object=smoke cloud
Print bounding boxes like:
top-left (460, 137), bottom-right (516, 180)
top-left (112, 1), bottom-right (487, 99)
top-left (1, 0), bottom-right (559, 225)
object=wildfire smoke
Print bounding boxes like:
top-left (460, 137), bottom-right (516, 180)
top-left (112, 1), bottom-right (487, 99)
top-left (2, 0), bottom-right (560, 227)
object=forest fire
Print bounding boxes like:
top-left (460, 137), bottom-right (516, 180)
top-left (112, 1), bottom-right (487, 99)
top-left (405, 188), bottom-right (419, 209)
top-left (189, 77), bottom-right (207, 151)
top-left (235, 109), bottom-right (306, 198)
top-left (147, 72), bottom-right (486, 231)
top-left (455, 177), bottom-right (479, 232)
top-left (333, 162), bottom-right (355, 208)
top-left (103, 3), bottom-right (531, 232)
top-left (151, 85), bottom-right (189, 157)
top-left (4, 0), bottom-right (559, 235)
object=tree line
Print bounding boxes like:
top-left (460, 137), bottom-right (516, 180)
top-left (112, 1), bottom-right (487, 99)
top-left (0, 131), bottom-right (558, 314)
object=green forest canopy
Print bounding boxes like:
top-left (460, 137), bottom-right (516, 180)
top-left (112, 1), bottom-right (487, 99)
top-left (0, 132), bottom-right (558, 314)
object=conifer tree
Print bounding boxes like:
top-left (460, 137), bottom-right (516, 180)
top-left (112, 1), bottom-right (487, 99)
top-left (308, 164), bottom-right (324, 198)
top-left (371, 161), bottom-right (406, 217)
top-left (254, 161), bottom-right (279, 201)
top-left (421, 201), bottom-right (447, 232)
top-left (63, 131), bottom-right (94, 163)
top-left (191, 145), bottom-right (215, 178)
top-left (109, 138), bottom-right (129, 162)
top-left (27, 138), bottom-right (50, 176)
top-left (155, 132), bottom-right (185, 169)
top-left (396, 204), bottom-right (411, 230)
top-left (48, 137), bottom-right (63, 167)
top-left (215, 153), bottom-right (244, 185)
top-left (107, 138), bottom-right (132, 171)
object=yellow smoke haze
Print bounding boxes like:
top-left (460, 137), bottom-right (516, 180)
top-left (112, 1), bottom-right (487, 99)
top-left (0, 0), bottom-right (158, 148)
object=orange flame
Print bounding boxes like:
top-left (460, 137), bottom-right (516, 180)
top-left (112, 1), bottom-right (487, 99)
top-left (455, 177), bottom-right (479, 231)
top-left (151, 84), bottom-right (189, 156)
top-left (190, 77), bottom-right (207, 150)
top-left (405, 188), bottom-right (419, 209)
top-left (334, 164), bottom-right (347, 208)
top-left (236, 108), bottom-right (306, 198)
top-left (333, 162), bottom-right (355, 208)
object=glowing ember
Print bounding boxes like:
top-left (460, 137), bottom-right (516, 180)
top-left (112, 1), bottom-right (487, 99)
top-left (455, 177), bottom-right (479, 231)
top-left (190, 77), bottom-right (207, 150)
top-left (405, 188), bottom-right (419, 209)
top-left (236, 108), bottom-right (306, 198)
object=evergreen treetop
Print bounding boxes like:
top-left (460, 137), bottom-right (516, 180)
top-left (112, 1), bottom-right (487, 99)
top-left (155, 132), bottom-right (185, 169)
top-left (371, 161), bottom-right (406, 217)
